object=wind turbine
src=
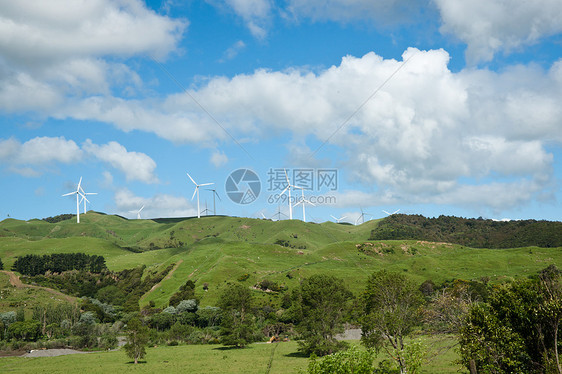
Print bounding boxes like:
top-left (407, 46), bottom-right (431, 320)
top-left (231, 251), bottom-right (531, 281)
top-left (280, 169), bottom-right (296, 220)
top-left (78, 185), bottom-right (97, 214)
top-left (205, 188), bottom-right (221, 215)
top-left (271, 205), bottom-right (288, 221)
top-left (136, 205), bottom-right (145, 219)
top-left (187, 172), bottom-right (213, 218)
top-left (355, 207), bottom-right (373, 225)
top-left (201, 201), bottom-right (213, 216)
top-left (293, 187), bottom-right (315, 222)
top-left (331, 215), bottom-right (347, 223)
top-left (382, 209), bottom-right (400, 216)
top-left (62, 177), bottom-right (85, 223)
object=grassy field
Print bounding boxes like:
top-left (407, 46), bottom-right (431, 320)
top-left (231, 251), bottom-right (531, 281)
top-left (1, 213), bottom-right (561, 309)
top-left (0, 337), bottom-right (465, 373)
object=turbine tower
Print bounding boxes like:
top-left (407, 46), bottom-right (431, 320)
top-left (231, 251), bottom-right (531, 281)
top-left (187, 172), bottom-right (213, 218)
top-left (293, 187), bottom-right (315, 222)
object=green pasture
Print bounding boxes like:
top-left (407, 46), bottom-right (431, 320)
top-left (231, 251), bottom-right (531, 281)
top-left (1, 213), bottom-right (561, 309)
top-left (0, 337), bottom-right (464, 373)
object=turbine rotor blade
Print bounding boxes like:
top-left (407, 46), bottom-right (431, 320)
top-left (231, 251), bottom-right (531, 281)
top-left (186, 172), bottom-right (197, 185)
top-left (191, 187), bottom-right (198, 200)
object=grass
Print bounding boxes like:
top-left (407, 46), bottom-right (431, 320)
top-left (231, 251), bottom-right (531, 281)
top-left (0, 336), bottom-right (465, 373)
top-left (1, 213), bottom-right (561, 309)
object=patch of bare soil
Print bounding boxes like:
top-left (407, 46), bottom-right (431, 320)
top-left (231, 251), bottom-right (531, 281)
top-left (0, 270), bottom-right (76, 303)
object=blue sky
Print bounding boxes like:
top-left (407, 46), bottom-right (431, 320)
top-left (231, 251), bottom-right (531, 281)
top-left (1, 0), bottom-right (561, 223)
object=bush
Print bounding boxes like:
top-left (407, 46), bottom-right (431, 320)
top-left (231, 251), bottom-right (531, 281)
top-left (306, 346), bottom-right (377, 374)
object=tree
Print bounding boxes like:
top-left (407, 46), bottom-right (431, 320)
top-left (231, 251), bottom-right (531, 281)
top-left (297, 274), bottom-right (352, 356)
top-left (458, 265), bottom-right (562, 373)
top-left (217, 283), bottom-right (256, 348)
top-left (361, 270), bottom-right (424, 373)
top-left (124, 318), bottom-right (149, 364)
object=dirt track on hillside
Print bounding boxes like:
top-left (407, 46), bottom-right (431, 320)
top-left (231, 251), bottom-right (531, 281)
top-left (0, 270), bottom-right (76, 303)
top-left (141, 259), bottom-right (184, 300)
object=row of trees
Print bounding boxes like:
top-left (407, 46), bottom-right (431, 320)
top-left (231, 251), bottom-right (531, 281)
top-left (12, 253), bottom-right (106, 276)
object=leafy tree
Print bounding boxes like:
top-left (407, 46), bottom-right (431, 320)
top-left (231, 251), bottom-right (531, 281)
top-left (7, 320), bottom-right (41, 341)
top-left (361, 270), bottom-right (424, 373)
top-left (297, 274), bottom-right (353, 356)
top-left (124, 317), bottom-right (149, 364)
top-left (169, 280), bottom-right (196, 307)
top-left (459, 303), bottom-right (529, 373)
top-left (459, 265), bottom-right (562, 373)
top-left (217, 283), bottom-right (256, 348)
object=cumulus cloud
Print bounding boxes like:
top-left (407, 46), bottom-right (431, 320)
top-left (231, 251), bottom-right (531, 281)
top-left (0, 137), bottom-right (159, 183)
top-left (0, 0), bottom-right (186, 113)
top-left (114, 188), bottom-right (197, 219)
top-left (49, 47), bottom-right (560, 213)
top-left (0, 137), bottom-right (83, 175)
top-left (83, 139), bottom-right (159, 183)
top-left (434, 0), bottom-right (562, 64)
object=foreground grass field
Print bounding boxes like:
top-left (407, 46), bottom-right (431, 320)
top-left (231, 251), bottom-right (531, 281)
top-left (0, 338), bottom-right (465, 374)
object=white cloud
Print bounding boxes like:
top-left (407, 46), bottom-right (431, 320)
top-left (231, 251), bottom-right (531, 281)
top-left (434, 0), bottom-right (562, 64)
top-left (0, 0), bottom-right (186, 112)
top-left (0, 0), bottom-right (186, 65)
top-left (0, 137), bottom-right (83, 170)
top-left (219, 0), bottom-right (272, 39)
top-left (210, 150), bottom-right (229, 167)
top-left (50, 48), bottom-right (560, 213)
top-left (114, 188), bottom-right (197, 219)
top-left (83, 140), bottom-right (158, 184)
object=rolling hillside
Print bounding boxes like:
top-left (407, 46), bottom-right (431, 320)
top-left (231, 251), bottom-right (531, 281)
top-left (1, 212), bottom-right (561, 309)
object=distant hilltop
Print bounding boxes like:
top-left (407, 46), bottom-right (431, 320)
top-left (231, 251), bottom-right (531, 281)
top-left (369, 214), bottom-right (562, 248)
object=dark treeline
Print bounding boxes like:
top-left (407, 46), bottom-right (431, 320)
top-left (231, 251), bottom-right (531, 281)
top-left (41, 214), bottom-right (75, 223)
top-left (12, 253), bottom-right (106, 276)
top-left (370, 214), bottom-right (562, 248)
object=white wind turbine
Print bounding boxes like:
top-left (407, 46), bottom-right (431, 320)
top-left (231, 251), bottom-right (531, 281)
top-left (331, 215), bottom-right (347, 223)
top-left (187, 172), bottom-right (213, 219)
top-left (78, 185), bottom-right (97, 214)
top-left (355, 207), bottom-right (373, 225)
top-left (280, 169), bottom-right (296, 220)
top-left (293, 186), bottom-right (315, 222)
top-left (382, 209), bottom-right (400, 216)
top-left (136, 205), bottom-right (145, 219)
top-left (62, 177), bottom-right (86, 223)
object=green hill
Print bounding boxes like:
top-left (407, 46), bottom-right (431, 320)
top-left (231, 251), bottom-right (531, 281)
top-left (0, 212), bottom-right (560, 310)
